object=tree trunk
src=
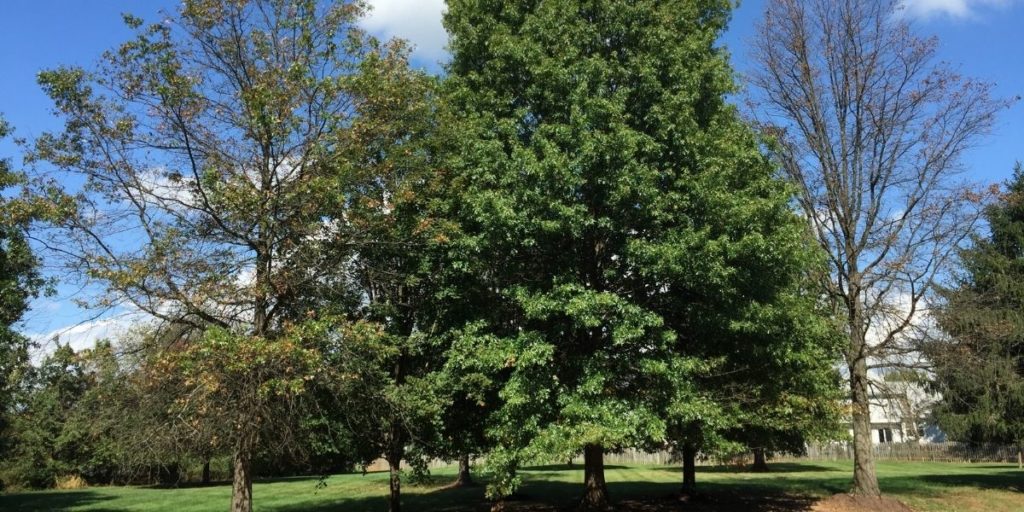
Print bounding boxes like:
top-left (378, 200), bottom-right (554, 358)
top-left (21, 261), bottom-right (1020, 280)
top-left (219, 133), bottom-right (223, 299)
top-left (850, 353), bottom-right (881, 496)
top-left (202, 459), bottom-right (211, 485)
top-left (751, 447), bottom-right (768, 472)
top-left (387, 448), bottom-right (403, 512)
top-left (454, 453), bottom-right (474, 487)
top-left (681, 444), bottom-right (697, 495)
top-left (230, 448), bottom-right (253, 512)
top-left (1017, 447), bottom-right (1022, 470)
top-left (580, 444), bottom-right (610, 511)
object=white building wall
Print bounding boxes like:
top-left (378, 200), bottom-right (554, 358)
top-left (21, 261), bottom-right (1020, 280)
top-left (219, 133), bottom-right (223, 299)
top-left (844, 378), bottom-right (944, 445)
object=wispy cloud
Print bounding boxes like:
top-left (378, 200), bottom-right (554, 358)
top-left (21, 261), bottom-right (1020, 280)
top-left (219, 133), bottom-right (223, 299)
top-left (28, 316), bottom-right (132, 358)
top-left (361, 0), bottom-right (448, 63)
top-left (900, 0), bottom-right (1017, 20)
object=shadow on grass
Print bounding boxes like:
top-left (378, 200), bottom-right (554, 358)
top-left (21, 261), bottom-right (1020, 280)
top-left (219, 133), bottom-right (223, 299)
top-left (267, 479), bottom-right (821, 512)
top-left (521, 464), bottom-right (633, 472)
top-left (0, 490), bottom-right (119, 512)
top-left (880, 471), bottom-right (1024, 495)
top-left (268, 482), bottom-right (489, 512)
top-left (748, 463), bottom-right (848, 473)
top-left (649, 463), bottom-right (845, 474)
top-left (0, 482), bottom-right (816, 512)
top-left (6, 463), bottom-right (1021, 512)
top-left (143, 474), bottom-right (324, 490)
top-left (264, 472), bottom-right (826, 512)
top-left (143, 479), bottom-right (232, 489)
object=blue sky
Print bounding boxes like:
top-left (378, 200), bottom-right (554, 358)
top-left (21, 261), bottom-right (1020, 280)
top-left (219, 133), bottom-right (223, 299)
top-left (1, 0), bottom-right (1021, 351)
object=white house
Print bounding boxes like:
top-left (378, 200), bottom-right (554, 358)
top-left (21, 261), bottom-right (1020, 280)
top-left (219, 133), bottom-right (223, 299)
top-left (848, 374), bottom-right (945, 445)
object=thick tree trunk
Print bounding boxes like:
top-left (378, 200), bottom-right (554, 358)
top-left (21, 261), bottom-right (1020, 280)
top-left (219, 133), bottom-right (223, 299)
top-left (580, 444), bottom-right (610, 511)
top-left (454, 453), bottom-right (474, 487)
top-left (202, 459), bottom-right (211, 485)
top-left (751, 447), bottom-right (769, 472)
top-left (850, 353), bottom-right (881, 496)
top-left (681, 444), bottom-right (697, 495)
top-left (387, 448), bottom-right (403, 512)
top-left (230, 449), bottom-right (253, 512)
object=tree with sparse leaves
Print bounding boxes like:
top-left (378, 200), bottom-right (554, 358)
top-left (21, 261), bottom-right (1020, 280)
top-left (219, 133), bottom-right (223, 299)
top-left (27, 1), bottom-right (435, 510)
top-left (751, 0), bottom-right (1010, 496)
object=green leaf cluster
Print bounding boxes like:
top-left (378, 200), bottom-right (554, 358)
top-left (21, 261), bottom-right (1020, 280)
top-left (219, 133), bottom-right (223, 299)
top-left (441, 0), bottom-right (842, 498)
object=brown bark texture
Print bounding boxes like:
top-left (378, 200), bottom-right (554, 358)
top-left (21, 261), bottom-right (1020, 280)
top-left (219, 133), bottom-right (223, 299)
top-left (230, 449), bottom-right (253, 512)
top-left (580, 444), bottom-right (610, 511)
top-left (681, 444), bottom-right (697, 495)
top-left (454, 453), bottom-right (474, 487)
top-left (751, 447), bottom-right (769, 472)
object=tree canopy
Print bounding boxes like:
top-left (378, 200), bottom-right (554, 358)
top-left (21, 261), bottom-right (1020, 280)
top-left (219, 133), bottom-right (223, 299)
top-left (931, 164), bottom-right (1024, 451)
top-left (27, 1), bottom-right (445, 509)
top-left (442, 0), bottom-right (836, 506)
top-left (0, 115), bottom-right (51, 469)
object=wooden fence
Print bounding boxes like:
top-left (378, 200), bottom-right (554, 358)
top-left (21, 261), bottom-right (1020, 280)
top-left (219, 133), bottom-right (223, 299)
top-left (368, 442), bottom-right (1023, 472)
top-left (578, 443), bottom-right (1023, 466)
top-left (600, 443), bottom-right (1023, 465)
top-left (787, 441), bottom-right (1023, 464)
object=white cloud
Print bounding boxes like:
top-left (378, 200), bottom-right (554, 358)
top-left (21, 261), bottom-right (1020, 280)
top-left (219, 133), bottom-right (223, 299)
top-left (900, 0), bottom-right (1016, 19)
top-left (361, 0), bottom-right (448, 63)
top-left (28, 315), bottom-right (137, 360)
top-left (136, 167), bottom-right (196, 208)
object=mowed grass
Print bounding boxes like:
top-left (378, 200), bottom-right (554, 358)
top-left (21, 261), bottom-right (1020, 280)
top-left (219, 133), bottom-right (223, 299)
top-left (2, 460), bottom-right (1022, 512)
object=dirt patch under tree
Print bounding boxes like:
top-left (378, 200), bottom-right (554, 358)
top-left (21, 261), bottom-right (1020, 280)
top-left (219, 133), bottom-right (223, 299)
top-left (810, 494), bottom-right (914, 512)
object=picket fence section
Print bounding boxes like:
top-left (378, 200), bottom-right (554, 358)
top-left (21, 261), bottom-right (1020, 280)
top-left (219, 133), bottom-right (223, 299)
top-left (390, 442), bottom-right (1023, 472)
top-left (788, 442), bottom-right (1023, 464)
top-left (593, 443), bottom-right (1023, 465)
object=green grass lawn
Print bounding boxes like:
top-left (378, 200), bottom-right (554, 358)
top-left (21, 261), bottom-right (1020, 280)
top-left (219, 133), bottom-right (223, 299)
top-left (1, 460), bottom-right (1021, 512)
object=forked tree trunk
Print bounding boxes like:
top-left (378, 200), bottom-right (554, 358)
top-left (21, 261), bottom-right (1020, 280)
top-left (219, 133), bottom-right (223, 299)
top-left (387, 448), bottom-right (403, 512)
top-left (681, 444), bottom-right (697, 495)
top-left (580, 444), bottom-right (610, 510)
top-left (454, 453), bottom-right (474, 487)
top-left (751, 448), bottom-right (769, 472)
top-left (850, 353), bottom-right (881, 496)
top-left (230, 448), bottom-right (253, 512)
